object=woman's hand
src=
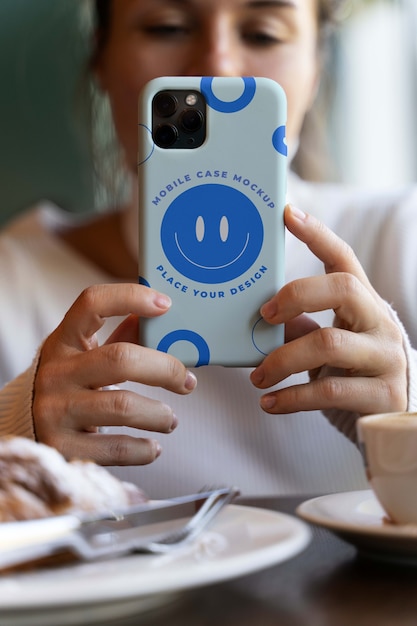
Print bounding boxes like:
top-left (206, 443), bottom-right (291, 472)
top-left (250, 205), bottom-right (407, 416)
top-left (33, 284), bottom-right (197, 465)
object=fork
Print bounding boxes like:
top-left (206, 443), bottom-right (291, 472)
top-left (70, 485), bottom-right (240, 558)
top-left (142, 485), bottom-right (240, 553)
top-left (0, 486), bottom-right (240, 570)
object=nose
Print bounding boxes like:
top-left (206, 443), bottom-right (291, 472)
top-left (185, 17), bottom-right (242, 77)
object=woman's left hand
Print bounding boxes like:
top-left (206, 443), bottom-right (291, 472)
top-left (250, 204), bottom-right (408, 415)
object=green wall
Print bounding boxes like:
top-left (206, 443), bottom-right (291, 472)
top-left (0, 0), bottom-right (94, 226)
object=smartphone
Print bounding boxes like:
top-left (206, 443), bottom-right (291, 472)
top-left (138, 76), bottom-right (287, 367)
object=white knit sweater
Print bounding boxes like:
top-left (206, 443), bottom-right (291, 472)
top-left (1, 173), bottom-right (417, 498)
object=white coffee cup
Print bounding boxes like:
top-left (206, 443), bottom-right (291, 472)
top-left (356, 412), bottom-right (417, 525)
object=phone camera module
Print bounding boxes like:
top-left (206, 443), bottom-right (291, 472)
top-left (152, 89), bottom-right (206, 149)
top-left (154, 92), bottom-right (178, 118)
top-left (154, 124), bottom-right (179, 148)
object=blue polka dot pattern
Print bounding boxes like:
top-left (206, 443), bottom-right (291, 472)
top-left (272, 125), bottom-right (288, 156)
top-left (200, 77), bottom-right (256, 113)
top-left (157, 330), bottom-right (210, 367)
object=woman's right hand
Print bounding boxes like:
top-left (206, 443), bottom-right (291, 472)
top-left (32, 284), bottom-right (197, 466)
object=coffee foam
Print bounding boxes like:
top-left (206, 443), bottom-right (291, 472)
top-left (360, 413), bottom-right (417, 430)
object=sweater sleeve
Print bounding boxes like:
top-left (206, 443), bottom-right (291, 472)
top-left (323, 304), bottom-right (417, 443)
top-left (0, 353), bottom-right (39, 440)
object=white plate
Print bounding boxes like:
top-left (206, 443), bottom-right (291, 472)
top-left (297, 489), bottom-right (417, 565)
top-left (0, 504), bottom-right (310, 626)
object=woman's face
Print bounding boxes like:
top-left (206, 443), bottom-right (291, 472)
top-left (96, 0), bottom-right (319, 173)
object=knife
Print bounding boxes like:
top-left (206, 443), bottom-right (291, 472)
top-left (0, 486), bottom-right (239, 570)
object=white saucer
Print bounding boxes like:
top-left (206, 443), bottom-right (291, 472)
top-left (0, 504), bottom-right (310, 626)
top-left (297, 489), bottom-right (417, 565)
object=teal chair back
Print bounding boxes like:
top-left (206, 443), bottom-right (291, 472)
top-left (0, 0), bottom-right (94, 226)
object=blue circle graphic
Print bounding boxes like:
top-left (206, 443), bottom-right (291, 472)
top-left (138, 276), bottom-right (151, 287)
top-left (251, 317), bottom-right (269, 356)
top-left (137, 124), bottom-right (155, 165)
top-left (157, 330), bottom-right (210, 367)
top-left (161, 184), bottom-right (264, 284)
top-left (200, 77), bottom-right (256, 113)
top-left (272, 125), bottom-right (288, 157)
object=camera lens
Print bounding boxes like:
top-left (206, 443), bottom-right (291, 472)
top-left (154, 92), bottom-right (178, 118)
top-left (180, 109), bottom-right (204, 133)
top-left (154, 124), bottom-right (178, 148)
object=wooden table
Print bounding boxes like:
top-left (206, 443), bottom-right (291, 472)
top-left (107, 495), bottom-right (417, 626)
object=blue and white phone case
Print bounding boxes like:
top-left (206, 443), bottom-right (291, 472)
top-left (138, 76), bottom-right (287, 367)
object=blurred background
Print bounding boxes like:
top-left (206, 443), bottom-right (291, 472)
top-left (0, 0), bottom-right (416, 226)
top-left (0, 0), bottom-right (94, 225)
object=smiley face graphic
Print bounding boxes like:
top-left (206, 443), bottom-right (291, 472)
top-left (160, 184), bottom-right (264, 284)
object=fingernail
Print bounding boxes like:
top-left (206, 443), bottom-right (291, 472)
top-left (170, 413), bottom-right (178, 432)
top-left (250, 366), bottom-right (265, 386)
top-left (154, 294), bottom-right (172, 309)
top-left (289, 204), bottom-right (307, 221)
top-left (185, 370), bottom-right (197, 391)
top-left (260, 300), bottom-right (276, 320)
top-left (154, 441), bottom-right (162, 458)
top-left (261, 395), bottom-right (276, 410)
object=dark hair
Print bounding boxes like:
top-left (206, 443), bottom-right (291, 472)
top-left (318, 0), bottom-right (350, 27)
top-left (90, 0), bottom-right (111, 68)
top-left (95, 0), bottom-right (111, 30)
